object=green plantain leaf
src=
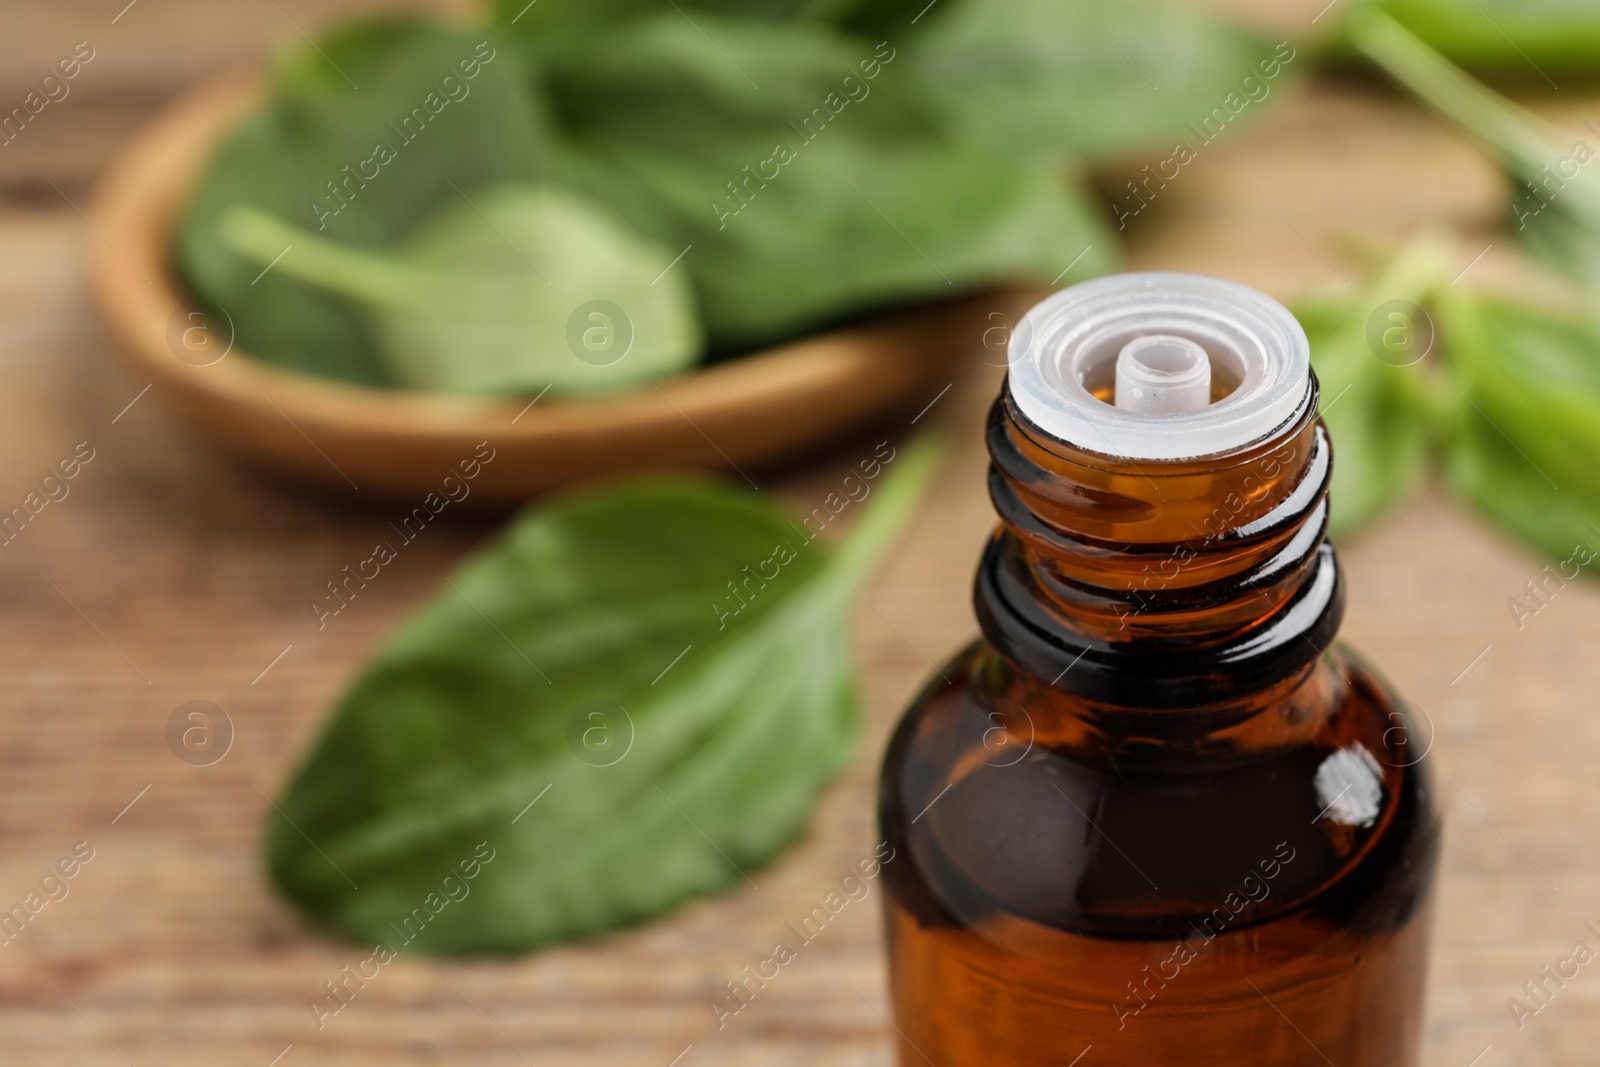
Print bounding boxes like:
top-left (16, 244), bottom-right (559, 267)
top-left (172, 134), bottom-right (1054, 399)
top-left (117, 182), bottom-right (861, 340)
top-left (265, 439), bottom-right (942, 954)
top-left (1437, 286), bottom-right (1600, 571)
top-left (1366, 0), bottom-right (1600, 77)
top-left (489, 0), bottom-right (829, 48)
top-left (1313, 344), bottom-right (1433, 542)
top-left (1349, 10), bottom-right (1600, 289)
top-left (1444, 403), bottom-right (1600, 572)
top-left (488, 0), bottom-right (945, 52)
top-left (1436, 289), bottom-right (1600, 510)
top-left (218, 185), bottom-right (701, 396)
top-left (908, 0), bottom-right (1294, 163)
top-left (540, 14), bottom-right (1112, 350)
top-left (177, 20), bottom-right (552, 385)
top-left (1297, 237), bottom-right (1450, 539)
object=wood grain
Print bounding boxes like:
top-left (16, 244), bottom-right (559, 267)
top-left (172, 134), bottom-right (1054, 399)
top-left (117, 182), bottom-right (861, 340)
top-left (3, 4), bottom-right (1600, 1066)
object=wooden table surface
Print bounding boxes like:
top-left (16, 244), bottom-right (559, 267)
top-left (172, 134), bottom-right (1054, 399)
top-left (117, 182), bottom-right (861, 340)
top-left (5, 3), bottom-right (1600, 1065)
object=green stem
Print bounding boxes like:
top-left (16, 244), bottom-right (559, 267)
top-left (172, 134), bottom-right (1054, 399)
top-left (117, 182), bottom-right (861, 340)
top-left (1348, 8), bottom-right (1559, 167)
top-left (217, 205), bottom-right (413, 306)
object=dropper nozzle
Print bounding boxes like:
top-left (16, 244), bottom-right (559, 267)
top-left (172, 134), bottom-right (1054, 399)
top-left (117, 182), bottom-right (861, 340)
top-left (1114, 334), bottom-right (1212, 415)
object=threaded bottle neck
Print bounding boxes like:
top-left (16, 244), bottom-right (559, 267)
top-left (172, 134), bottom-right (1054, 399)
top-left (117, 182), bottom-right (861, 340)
top-left (974, 380), bottom-right (1341, 709)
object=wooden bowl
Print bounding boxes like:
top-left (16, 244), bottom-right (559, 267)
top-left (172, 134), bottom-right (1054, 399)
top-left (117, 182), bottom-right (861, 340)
top-left (89, 74), bottom-right (1020, 504)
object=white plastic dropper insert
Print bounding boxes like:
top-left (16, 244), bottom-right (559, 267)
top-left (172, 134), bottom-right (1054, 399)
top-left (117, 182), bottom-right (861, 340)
top-left (1114, 334), bottom-right (1212, 415)
top-left (1007, 272), bottom-right (1312, 460)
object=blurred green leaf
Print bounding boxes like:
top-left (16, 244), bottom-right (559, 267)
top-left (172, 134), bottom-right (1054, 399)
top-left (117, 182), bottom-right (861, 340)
top-left (542, 14), bottom-right (1112, 349)
top-left (218, 185), bottom-right (701, 396)
top-left (835, 0), bottom-right (956, 39)
top-left (1298, 238), bottom-right (1449, 539)
top-left (1436, 290), bottom-right (1600, 503)
top-left (1435, 287), bottom-right (1600, 570)
top-left (1444, 404), bottom-right (1600, 571)
top-left (266, 439), bottom-right (943, 954)
top-left (1349, 10), bottom-right (1600, 289)
top-left (1367, 0), bottom-right (1600, 78)
top-left (1316, 343), bottom-right (1433, 542)
top-left (495, 0), bottom-right (1290, 165)
top-left (489, 0), bottom-right (947, 50)
top-left (1299, 230), bottom-right (1600, 569)
top-left (909, 0), bottom-right (1295, 162)
top-left (177, 21), bottom-right (551, 385)
top-left (490, 0), bottom-right (829, 49)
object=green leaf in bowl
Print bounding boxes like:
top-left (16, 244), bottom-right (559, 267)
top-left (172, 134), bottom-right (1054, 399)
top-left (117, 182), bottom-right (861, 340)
top-left (490, 0), bottom-right (824, 47)
top-left (542, 13), bottom-right (1113, 349)
top-left (489, 0), bottom-right (942, 51)
top-left (177, 20), bottom-right (552, 385)
top-left (219, 185), bottom-right (702, 396)
top-left (265, 439), bottom-right (943, 954)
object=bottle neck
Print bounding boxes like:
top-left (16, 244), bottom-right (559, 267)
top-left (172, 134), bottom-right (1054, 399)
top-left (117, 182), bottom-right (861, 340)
top-left (973, 379), bottom-right (1341, 710)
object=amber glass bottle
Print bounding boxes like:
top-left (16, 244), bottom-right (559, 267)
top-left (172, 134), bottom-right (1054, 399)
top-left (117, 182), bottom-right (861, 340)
top-left (878, 274), bottom-right (1439, 1066)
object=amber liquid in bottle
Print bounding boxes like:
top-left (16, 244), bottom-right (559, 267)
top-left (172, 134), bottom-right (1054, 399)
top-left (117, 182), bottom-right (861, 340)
top-left (878, 359), bottom-right (1440, 1063)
